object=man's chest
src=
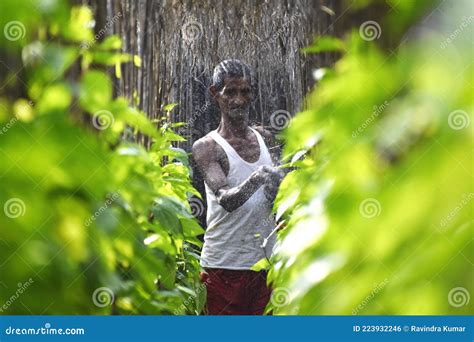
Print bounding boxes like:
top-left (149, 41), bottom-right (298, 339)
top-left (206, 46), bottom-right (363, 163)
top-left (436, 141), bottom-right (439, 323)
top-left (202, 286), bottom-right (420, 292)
top-left (229, 136), bottom-right (260, 161)
top-left (216, 135), bottom-right (261, 175)
top-left (228, 136), bottom-right (260, 163)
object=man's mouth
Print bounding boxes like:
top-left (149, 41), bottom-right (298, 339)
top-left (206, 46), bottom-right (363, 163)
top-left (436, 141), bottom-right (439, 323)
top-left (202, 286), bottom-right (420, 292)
top-left (228, 106), bottom-right (249, 118)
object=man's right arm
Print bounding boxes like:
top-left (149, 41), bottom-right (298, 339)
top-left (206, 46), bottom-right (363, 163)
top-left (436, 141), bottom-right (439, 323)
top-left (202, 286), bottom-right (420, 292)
top-left (192, 138), bottom-right (270, 212)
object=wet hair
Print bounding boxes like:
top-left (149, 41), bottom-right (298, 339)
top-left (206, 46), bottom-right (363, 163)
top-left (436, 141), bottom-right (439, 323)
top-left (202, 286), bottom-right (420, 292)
top-left (211, 59), bottom-right (256, 91)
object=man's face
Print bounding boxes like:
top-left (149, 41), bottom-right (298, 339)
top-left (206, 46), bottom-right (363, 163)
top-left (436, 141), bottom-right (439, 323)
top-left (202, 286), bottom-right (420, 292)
top-left (212, 77), bottom-right (252, 120)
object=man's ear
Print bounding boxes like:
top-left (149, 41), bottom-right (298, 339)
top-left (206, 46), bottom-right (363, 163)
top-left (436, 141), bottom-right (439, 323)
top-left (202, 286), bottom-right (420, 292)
top-left (209, 85), bottom-right (218, 98)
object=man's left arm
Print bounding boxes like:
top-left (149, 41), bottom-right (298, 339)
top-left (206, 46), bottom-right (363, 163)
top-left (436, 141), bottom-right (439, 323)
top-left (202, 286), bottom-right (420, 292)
top-left (252, 125), bottom-right (285, 202)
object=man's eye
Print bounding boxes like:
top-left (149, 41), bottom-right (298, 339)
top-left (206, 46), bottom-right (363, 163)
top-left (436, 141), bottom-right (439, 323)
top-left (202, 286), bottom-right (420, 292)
top-left (226, 90), bottom-right (236, 96)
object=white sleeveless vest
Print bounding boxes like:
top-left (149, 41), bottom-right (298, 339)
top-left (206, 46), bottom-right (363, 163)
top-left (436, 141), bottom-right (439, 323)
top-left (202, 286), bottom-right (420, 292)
top-left (200, 127), bottom-right (276, 270)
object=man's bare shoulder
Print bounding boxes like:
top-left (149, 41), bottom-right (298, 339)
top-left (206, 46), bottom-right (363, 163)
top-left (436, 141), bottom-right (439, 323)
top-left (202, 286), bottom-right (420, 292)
top-left (252, 125), bottom-right (274, 143)
top-left (192, 134), bottom-right (220, 163)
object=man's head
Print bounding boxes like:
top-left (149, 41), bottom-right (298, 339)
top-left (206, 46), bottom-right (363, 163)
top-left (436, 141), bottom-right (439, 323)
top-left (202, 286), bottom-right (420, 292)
top-left (210, 59), bottom-right (255, 121)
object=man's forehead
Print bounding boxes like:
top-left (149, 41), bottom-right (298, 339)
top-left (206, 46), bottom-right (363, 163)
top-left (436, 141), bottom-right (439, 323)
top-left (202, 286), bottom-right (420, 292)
top-left (222, 76), bottom-right (251, 88)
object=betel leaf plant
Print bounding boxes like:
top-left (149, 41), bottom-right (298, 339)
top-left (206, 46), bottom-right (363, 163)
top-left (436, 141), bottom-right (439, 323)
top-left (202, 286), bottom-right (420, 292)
top-left (0, 0), bottom-right (204, 314)
top-left (266, 0), bottom-right (473, 315)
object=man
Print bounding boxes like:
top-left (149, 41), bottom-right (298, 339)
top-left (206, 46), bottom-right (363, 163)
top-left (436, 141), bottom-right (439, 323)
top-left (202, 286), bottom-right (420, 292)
top-left (192, 59), bottom-right (284, 315)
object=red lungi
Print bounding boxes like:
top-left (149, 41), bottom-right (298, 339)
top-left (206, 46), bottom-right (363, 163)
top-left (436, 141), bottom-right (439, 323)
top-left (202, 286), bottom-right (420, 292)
top-left (200, 268), bottom-right (272, 315)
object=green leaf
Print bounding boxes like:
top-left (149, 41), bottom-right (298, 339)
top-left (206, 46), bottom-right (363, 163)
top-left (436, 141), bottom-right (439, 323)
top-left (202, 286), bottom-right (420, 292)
top-left (163, 130), bottom-right (186, 142)
top-left (144, 231), bottom-right (176, 255)
top-left (62, 6), bottom-right (94, 43)
top-left (36, 83), bottom-right (72, 115)
top-left (91, 51), bottom-right (132, 66)
top-left (152, 197), bottom-right (189, 236)
top-left (79, 70), bottom-right (112, 113)
top-left (164, 147), bottom-right (190, 167)
top-left (303, 36), bottom-right (345, 53)
top-left (163, 103), bottom-right (177, 112)
top-left (26, 44), bottom-right (79, 101)
top-left (251, 258), bottom-right (270, 271)
top-left (180, 218), bottom-right (204, 247)
top-left (97, 35), bottom-right (122, 50)
top-left (114, 104), bottom-right (160, 139)
top-left (133, 55), bottom-right (142, 68)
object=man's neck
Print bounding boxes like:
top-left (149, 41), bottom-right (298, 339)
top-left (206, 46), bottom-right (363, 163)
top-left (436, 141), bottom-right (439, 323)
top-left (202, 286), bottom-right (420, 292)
top-left (217, 116), bottom-right (249, 139)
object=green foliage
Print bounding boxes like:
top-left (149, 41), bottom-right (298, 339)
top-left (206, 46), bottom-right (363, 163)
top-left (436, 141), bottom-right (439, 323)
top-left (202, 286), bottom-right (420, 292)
top-left (268, 0), bottom-right (473, 314)
top-left (302, 36), bottom-right (344, 53)
top-left (0, 0), bottom-right (204, 314)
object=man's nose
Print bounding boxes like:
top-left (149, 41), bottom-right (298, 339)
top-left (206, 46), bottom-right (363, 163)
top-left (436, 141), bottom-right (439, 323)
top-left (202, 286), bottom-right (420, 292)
top-left (232, 95), bottom-right (246, 106)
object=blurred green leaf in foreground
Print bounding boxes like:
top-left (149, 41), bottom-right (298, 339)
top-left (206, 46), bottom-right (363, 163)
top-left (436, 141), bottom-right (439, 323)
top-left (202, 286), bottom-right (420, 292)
top-left (0, 0), bottom-right (204, 315)
top-left (268, 0), bottom-right (473, 315)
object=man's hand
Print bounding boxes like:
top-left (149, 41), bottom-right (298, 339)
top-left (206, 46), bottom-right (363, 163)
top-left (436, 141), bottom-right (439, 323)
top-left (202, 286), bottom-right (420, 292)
top-left (259, 166), bottom-right (285, 202)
